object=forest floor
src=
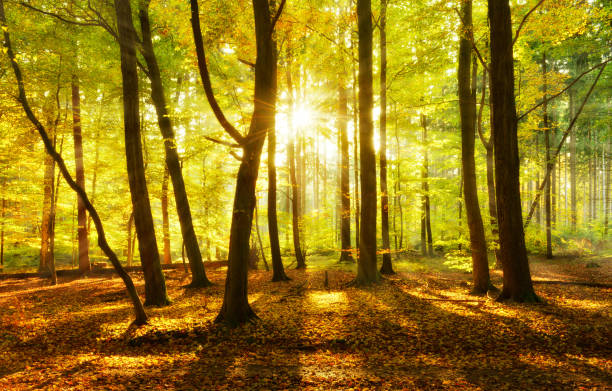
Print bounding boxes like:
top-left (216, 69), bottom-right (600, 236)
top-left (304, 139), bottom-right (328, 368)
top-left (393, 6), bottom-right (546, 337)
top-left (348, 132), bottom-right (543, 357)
top-left (0, 255), bottom-right (610, 390)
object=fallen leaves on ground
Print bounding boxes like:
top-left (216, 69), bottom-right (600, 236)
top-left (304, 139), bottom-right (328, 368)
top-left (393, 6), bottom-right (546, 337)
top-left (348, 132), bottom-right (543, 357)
top-left (0, 257), bottom-right (610, 390)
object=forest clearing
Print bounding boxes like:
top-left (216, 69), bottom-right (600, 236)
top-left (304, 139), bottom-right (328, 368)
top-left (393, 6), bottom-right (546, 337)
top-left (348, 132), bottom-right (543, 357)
top-left (0, 0), bottom-right (611, 389)
top-left (1, 255), bottom-right (610, 390)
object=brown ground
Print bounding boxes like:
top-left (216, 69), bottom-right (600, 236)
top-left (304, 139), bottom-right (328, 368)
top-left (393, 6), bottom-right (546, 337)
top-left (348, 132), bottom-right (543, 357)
top-left (0, 256), bottom-right (610, 390)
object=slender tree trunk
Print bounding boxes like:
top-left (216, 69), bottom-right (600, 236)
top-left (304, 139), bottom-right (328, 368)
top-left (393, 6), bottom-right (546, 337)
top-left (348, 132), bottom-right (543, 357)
top-left (71, 75), bottom-right (90, 274)
top-left (395, 112), bottom-right (403, 250)
top-left (286, 63), bottom-right (306, 269)
top-left (40, 143), bottom-right (54, 274)
top-left (161, 165), bottom-right (171, 264)
top-left (551, 123), bottom-right (557, 228)
top-left (116, 0), bottom-right (169, 306)
top-left (268, 39), bottom-right (288, 281)
top-left (421, 114), bottom-right (433, 257)
top-left (488, 0), bottom-right (538, 302)
top-left (0, 177), bottom-right (5, 270)
top-left (569, 90), bottom-right (577, 231)
top-left (338, 82), bottom-right (354, 263)
top-left (351, 39), bottom-right (360, 252)
top-left (379, 0), bottom-right (393, 274)
top-left (127, 211), bottom-right (134, 266)
top-left (605, 138), bottom-right (610, 237)
top-left (254, 203), bottom-right (269, 271)
top-left (138, 3), bottom-right (211, 287)
top-left (354, 0), bottom-right (378, 285)
top-left (459, 0), bottom-right (491, 293)
top-left (543, 53), bottom-right (553, 259)
top-left (1, 0), bottom-right (147, 323)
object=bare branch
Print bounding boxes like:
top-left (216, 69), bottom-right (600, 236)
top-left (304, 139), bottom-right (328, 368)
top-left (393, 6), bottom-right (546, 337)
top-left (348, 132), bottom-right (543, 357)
top-left (270, 0), bottom-right (286, 33)
top-left (454, 7), bottom-right (489, 72)
top-left (204, 136), bottom-right (241, 148)
top-left (513, 0), bottom-right (546, 46)
top-left (518, 59), bottom-right (610, 121)
top-left (189, 0), bottom-right (245, 145)
top-left (238, 58), bottom-right (255, 68)
top-left (524, 63), bottom-right (607, 228)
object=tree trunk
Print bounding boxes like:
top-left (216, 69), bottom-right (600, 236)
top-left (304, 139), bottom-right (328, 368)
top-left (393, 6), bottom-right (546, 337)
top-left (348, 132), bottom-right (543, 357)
top-left (138, 3), bottom-right (211, 287)
top-left (488, 0), bottom-right (538, 302)
top-left (379, 0), bottom-right (393, 275)
top-left (605, 138), bottom-right (610, 237)
top-left (338, 82), bottom-right (354, 263)
top-left (286, 64), bottom-right (306, 269)
top-left (351, 39), bottom-right (360, 252)
top-left (71, 76), bottom-right (91, 274)
top-left (267, 40), bottom-right (288, 281)
top-left (543, 53), bottom-right (553, 259)
top-left (116, 0), bottom-right (169, 306)
top-left (421, 114), bottom-right (433, 257)
top-left (458, 0), bottom-right (491, 294)
top-left (353, 0), bottom-right (378, 285)
top-left (1, 0), bottom-right (147, 323)
top-left (161, 165), bottom-right (171, 264)
top-left (197, 0), bottom-right (278, 324)
top-left (569, 90), bottom-right (577, 231)
top-left (40, 142), bottom-right (54, 276)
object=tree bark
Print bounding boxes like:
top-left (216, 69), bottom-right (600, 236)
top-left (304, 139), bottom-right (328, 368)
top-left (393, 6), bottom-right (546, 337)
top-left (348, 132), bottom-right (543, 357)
top-left (420, 114), bottom-right (433, 257)
top-left (71, 75), bottom-right (91, 274)
top-left (116, 0), bottom-right (169, 306)
top-left (161, 165), bottom-right (171, 264)
top-left (267, 38), bottom-right (289, 281)
top-left (542, 53), bottom-right (552, 259)
top-left (138, 2), bottom-right (211, 287)
top-left (354, 0), bottom-right (379, 285)
top-left (379, 0), bottom-right (393, 275)
top-left (569, 90), bottom-right (577, 231)
top-left (1, 0), bottom-right (147, 323)
top-left (191, 0), bottom-right (280, 324)
top-left (488, 0), bottom-right (538, 302)
top-left (458, 0), bottom-right (491, 294)
top-left (338, 82), bottom-right (354, 263)
top-left (286, 63), bottom-right (306, 269)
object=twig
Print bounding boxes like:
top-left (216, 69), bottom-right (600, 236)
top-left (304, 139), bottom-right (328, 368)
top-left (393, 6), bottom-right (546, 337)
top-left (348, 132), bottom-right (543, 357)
top-left (270, 0), bottom-right (286, 33)
top-left (204, 136), bottom-right (241, 148)
top-left (513, 0), bottom-right (546, 46)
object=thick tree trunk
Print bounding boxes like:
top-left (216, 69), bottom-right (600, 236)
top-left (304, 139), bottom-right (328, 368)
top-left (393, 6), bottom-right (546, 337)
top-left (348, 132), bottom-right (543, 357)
top-left (353, 0), bottom-right (378, 285)
top-left (338, 83), bottom-right (354, 263)
top-left (71, 76), bottom-right (90, 274)
top-left (1, 0), bottom-right (147, 323)
top-left (488, 0), bottom-right (538, 302)
top-left (351, 42), bottom-right (360, 252)
top-left (161, 165), bottom-right (171, 264)
top-left (543, 53), bottom-right (553, 259)
top-left (458, 0), bottom-right (491, 294)
top-left (286, 64), bottom-right (306, 269)
top-left (116, 0), bottom-right (169, 306)
top-left (138, 3), bottom-right (211, 287)
top-left (203, 0), bottom-right (277, 324)
top-left (379, 0), bottom-right (393, 274)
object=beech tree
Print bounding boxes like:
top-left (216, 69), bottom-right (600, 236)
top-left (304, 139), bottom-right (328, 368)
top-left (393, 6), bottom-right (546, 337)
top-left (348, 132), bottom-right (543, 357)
top-left (190, 0), bottom-right (285, 324)
top-left (488, 0), bottom-right (538, 302)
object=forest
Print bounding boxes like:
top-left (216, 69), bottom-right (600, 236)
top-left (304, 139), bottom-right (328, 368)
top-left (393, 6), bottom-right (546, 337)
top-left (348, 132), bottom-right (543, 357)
top-left (0, 0), bottom-right (610, 389)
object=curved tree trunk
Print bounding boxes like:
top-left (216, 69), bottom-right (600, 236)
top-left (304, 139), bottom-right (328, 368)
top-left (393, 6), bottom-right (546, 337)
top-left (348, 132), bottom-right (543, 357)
top-left (458, 0), bottom-right (491, 294)
top-left (1, 0), bottom-right (147, 323)
top-left (116, 0), bottom-right (169, 306)
top-left (138, 3), bottom-right (211, 287)
top-left (379, 0), bottom-right (393, 275)
top-left (488, 0), bottom-right (538, 302)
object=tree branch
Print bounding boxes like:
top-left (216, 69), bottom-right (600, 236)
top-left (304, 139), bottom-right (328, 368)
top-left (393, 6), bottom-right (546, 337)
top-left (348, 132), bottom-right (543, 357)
top-left (204, 136), bottom-right (241, 148)
top-left (476, 68), bottom-right (491, 150)
top-left (189, 0), bottom-right (245, 145)
top-left (512, 0), bottom-right (546, 46)
top-left (524, 63), bottom-right (606, 228)
top-left (270, 0), bottom-right (286, 33)
top-left (518, 59), bottom-right (610, 121)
